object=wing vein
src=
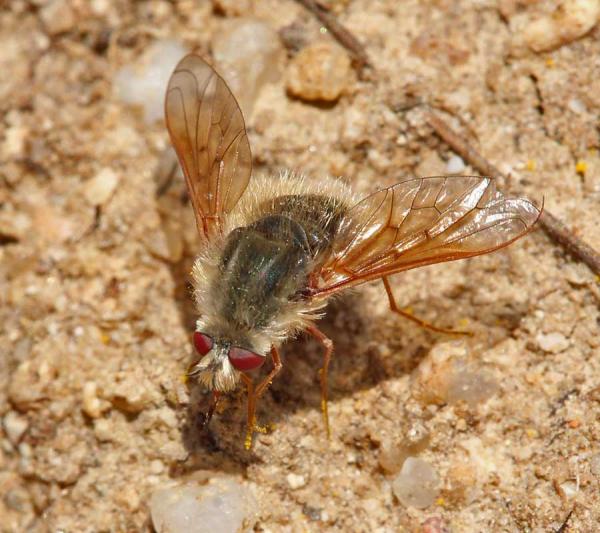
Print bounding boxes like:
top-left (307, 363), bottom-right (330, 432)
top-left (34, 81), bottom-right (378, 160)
top-left (313, 175), bottom-right (540, 298)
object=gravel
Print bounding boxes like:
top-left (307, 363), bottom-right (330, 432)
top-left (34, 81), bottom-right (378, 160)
top-left (1, 0), bottom-right (598, 530)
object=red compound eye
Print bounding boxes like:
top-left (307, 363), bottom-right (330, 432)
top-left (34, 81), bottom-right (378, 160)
top-left (228, 346), bottom-right (265, 372)
top-left (193, 332), bottom-right (214, 356)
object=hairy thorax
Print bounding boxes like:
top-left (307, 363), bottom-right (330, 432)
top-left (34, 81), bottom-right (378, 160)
top-left (192, 173), bottom-right (356, 355)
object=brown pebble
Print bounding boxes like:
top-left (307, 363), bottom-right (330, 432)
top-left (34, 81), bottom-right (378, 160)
top-left (40, 0), bottom-right (76, 36)
top-left (286, 41), bottom-right (352, 102)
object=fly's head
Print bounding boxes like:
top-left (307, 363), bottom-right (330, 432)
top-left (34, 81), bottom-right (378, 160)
top-left (188, 328), bottom-right (267, 393)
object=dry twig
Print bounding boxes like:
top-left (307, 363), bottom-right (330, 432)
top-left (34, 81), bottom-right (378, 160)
top-left (294, 0), bottom-right (371, 69)
top-left (555, 508), bottom-right (574, 533)
top-left (427, 112), bottom-right (600, 276)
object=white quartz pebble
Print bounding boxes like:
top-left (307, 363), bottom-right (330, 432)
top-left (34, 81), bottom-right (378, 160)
top-left (150, 478), bottom-right (256, 533)
top-left (392, 457), bottom-right (440, 509)
top-left (213, 19), bottom-right (283, 116)
top-left (115, 40), bottom-right (187, 123)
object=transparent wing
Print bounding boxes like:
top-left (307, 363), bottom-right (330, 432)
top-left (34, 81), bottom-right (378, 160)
top-left (314, 176), bottom-right (541, 297)
top-left (165, 54), bottom-right (252, 239)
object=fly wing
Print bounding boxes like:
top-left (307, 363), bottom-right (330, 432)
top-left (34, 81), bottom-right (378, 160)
top-left (315, 176), bottom-right (541, 296)
top-left (165, 54), bottom-right (252, 239)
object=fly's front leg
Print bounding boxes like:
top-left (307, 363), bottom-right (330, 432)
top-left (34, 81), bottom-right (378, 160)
top-left (241, 346), bottom-right (282, 450)
top-left (199, 391), bottom-right (220, 429)
top-left (306, 325), bottom-right (334, 439)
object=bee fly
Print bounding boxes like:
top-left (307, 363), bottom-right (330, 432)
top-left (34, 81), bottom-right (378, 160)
top-left (164, 54), bottom-right (541, 449)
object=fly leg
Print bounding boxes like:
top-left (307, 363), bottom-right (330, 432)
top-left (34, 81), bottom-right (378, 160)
top-left (186, 362), bottom-right (221, 429)
top-left (200, 391), bottom-right (220, 429)
top-left (382, 276), bottom-right (472, 336)
top-left (306, 325), bottom-right (334, 439)
top-left (241, 346), bottom-right (283, 450)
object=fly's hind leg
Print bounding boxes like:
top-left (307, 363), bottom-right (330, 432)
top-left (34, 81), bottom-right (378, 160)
top-left (241, 346), bottom-right (282, 450)
top-left (306, 325), bottom-right (334, 439)
top-left (382, 276), bottom-right (472, 336)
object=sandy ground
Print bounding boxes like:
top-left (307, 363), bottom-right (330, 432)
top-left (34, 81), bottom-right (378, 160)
top-left (1, 1), bottom-right (599, 532)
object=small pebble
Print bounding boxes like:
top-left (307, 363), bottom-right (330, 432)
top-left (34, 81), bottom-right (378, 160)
top-left (286, 473), bottom-right (307, 490)
top-left (379, 428), bottom-right (430, 475)
top-left (392, 457), bottom-right (440, 509)
top-left (213, 18), bottom-right (283, 116)
top-left (3, 412), bottom-right (28, 445)
top-left (406, 422), bottom-right (430, 447)
top-left (9, 359), bottom-right (53, 409)
top-left (558, 480), bottom-right (578, 499)
top-left (379, 443), bottom-right (409, 475)
top-left (4, 487), bottom-right (32, 512)
top-left (150, 459), bottom-right (164, 475)
top-left (82, 381), bottom-right (110, 419)
top-left (93, 419), bottom-right (115, 442)
top-left (422, 516), bottom-right (450, 533)
top-left (411, 342), bottom-right (464, 405)
top-left (522, 0), bottom-right (600, 52)
top-left (589, 453), bottom-right (600, 476)
top-left (536, 332), bottom-right (570, 353)
top-left (455, 419), bottom-right (468, 432)
top-left (446, 154), bottom-right (465, 174)
top-left (279, 21), bottom-right (309, 52)
top-left (567, 98), bottom-right (587, 115)
top-left (154, 406), bottom-right (179, 430)
top-left (40, 0), bottom-right (76, 35)
top-left (18, 442), bottom-right (32, 459)
top-left (115, 40), bottom-right (187, 123)
top-left (107, 371), bottom-right (156, 413)
top-left (286, 41), bottom-right (352, 102)
top-left (83, 168), bottom-right (119, 206)
top-left (150, 478), bottom-right (256, 533)
top-left (412, 341), bottom-right (496, 407)
top-left (2, 122), bottom-right (27, 158)
top-left (446, 366), bottom-right (498, 407)
top-left (144, 223), bottom-right (184, 264)
top-left (563, 263), bottom-right (589, 286)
